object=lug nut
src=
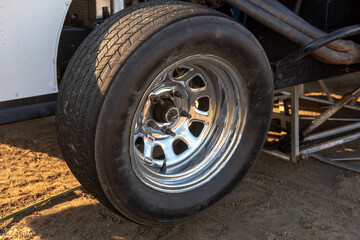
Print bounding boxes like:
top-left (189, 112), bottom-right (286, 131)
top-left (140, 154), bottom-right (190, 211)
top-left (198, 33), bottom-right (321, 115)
top-left (180, 109), bottom-right (191, 118)
top-left (172, 90), bottom-right (184, 98)
top-left (144, 157), bottom-right (154, 165)
top-left (161, 127), bottom-right (176, 137)
top-left (152, 96), bottom-right (164, 105)
top-left (147, 120), bottom-right (159, 130)
top-left (148, 121), bottom-right (175, 136)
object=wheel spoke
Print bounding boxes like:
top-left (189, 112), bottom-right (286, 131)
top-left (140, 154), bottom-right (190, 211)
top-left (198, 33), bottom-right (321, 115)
top-left (160, 70), bottom-right (175, 84)
top-left (187, 88), bottom-right (204, 104)
top-left (160, 141), bottom-right (177, 161)
top-left (173, 67), bottom-right (201, 84)
top-left (186, 77), bottom-right (214, 105)
top-left (179, 127), bottom-right (198, 148)
top-left (134, 124), bottom-right (146, 137)
top-left (189, 109), bottom-right (210, 125)
top-left (134, 147), bottom-right (144, 159)
top-left (144, 139), bottom-right (154, 159)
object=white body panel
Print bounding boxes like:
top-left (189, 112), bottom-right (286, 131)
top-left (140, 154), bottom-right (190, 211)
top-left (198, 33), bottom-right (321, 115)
top-left (112, 0), bottom-right (124, 14)
top-left (0, 0), bottom-right (71, 102)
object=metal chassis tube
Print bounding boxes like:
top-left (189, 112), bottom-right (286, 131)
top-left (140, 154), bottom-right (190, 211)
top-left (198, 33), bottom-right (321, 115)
top-left (264, 80), bottom-right (360, 172)
top-left (224, 0), bottom-right (360, 170)
top-left (261, 20), bottom-right (360, 170)
top-left (223, 0), bottom-right (360, 65)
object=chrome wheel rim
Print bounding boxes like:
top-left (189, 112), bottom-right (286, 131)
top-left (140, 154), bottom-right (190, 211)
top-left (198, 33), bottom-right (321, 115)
top-left (130, 54), bottom-right (248, 193)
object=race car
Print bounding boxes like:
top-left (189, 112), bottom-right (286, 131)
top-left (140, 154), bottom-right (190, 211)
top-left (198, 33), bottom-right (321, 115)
top-left (1, 0), bottom-right (359, 226)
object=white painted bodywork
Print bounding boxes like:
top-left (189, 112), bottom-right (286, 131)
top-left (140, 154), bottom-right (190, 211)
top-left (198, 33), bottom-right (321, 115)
top-left (112, 0), bottom-right (124, 14)
top-left (0, 0), bottom-right (125, 103)
top-left (0, 0), bottom-right (71, 102)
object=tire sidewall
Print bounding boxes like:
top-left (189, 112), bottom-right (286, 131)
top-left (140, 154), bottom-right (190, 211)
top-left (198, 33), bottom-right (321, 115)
top-left (95, 15), bottom-right (273, 225)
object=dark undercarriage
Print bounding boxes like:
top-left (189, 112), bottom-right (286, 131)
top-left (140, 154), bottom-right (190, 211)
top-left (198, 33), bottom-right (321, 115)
top-left (60, 0), bottom-right (360, 89)
top-left (2, 0), bottom-right (360, 124)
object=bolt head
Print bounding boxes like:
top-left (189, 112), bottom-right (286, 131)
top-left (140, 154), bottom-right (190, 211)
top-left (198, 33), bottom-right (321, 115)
top-left (172, 90), bottom-right (183, 98)
top-left (144, 157), bottom-right (154, 165)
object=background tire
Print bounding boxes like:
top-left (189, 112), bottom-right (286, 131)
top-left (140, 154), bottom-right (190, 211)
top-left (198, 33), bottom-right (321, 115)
top-left (56, 1), bottom-right (273, 226)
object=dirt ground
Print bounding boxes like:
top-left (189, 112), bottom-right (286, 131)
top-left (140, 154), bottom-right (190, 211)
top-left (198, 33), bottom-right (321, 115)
top-left (0, 115), bottom-right (359, 240)
top-left (1, 77), bottom-right (360, 239)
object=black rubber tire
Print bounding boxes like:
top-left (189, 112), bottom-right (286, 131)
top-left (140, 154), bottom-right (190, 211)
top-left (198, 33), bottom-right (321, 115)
top-left (56, 1), bottom-right (273, 226)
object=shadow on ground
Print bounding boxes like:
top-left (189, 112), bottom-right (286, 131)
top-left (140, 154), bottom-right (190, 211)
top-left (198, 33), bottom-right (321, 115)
top-left (0, 116), bottom-right (62, 159)
top-left (4, 155), bottom-right (359, 240)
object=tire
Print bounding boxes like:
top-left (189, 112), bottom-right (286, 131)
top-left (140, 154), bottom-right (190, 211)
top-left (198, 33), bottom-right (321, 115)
top-left (56, 1), bottom-right (273, 226)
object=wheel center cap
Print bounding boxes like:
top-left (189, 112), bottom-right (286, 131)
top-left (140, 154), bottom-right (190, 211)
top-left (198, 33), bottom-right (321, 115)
top-left (152, 98), bottom-right (179, 123)
top-left (166, 108), bottom-right (179, 122)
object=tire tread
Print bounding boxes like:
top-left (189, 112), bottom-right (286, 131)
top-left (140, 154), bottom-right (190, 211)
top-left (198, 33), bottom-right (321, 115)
top-left (56, 1), bottom-right (220, 213)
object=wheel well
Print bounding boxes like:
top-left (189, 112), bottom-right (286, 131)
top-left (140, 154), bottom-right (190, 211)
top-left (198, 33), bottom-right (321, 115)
top-left (57, 0), bottom-right (97, 85)
top-left (56, 0), bottom-right (233, 85)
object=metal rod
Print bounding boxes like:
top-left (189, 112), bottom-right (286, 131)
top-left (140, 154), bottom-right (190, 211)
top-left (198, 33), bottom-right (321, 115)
top-left (293, 0), bottom-right (303, 15)
top-left (302, 92), bottom-right (354, 136)
top-left (300, 117), bottom-right (360, 122)
top-left (223, 0), bottom-right (360, 65)
top-left (272, 113), bottom-right (360, 122)
top-left (310, 154), bottom-right (360, 173)
top-left (262, 149), bottom-right (290, 161)
top-left (300, 95), bottom-right (360, 111)
top-left (249, 0), bottom-right (359, 54)
top-left (303, 121), bottom-right (360, 142)
top-left (272, 112), bottom-right (290, 122)
top-left (279, 91), bottom-right (292, 96)
top-left (298, 84), bottom-right (304, 96)
top-left (273, 95), bottom-right (291, 101)
top-left (110, 0), bottom-right (114, 15)
top-left (291, 86), bottom-right (300, 163)
top-left (301, 131), bottom-right (360, 155)
top-left (330, 157), bottom-right (360, 162)
top-left (276, 25), bottom-right (360, 68)
top-left (279, 98), bottom-right (287, 128)
top-left (350, 89), bottom-right (360, 106)
top-left (318, 80), bottom-right (334, 103)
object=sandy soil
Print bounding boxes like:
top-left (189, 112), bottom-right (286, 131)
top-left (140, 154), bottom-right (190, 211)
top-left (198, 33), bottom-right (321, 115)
top-left (0, 115), bottom-right (359, 240)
